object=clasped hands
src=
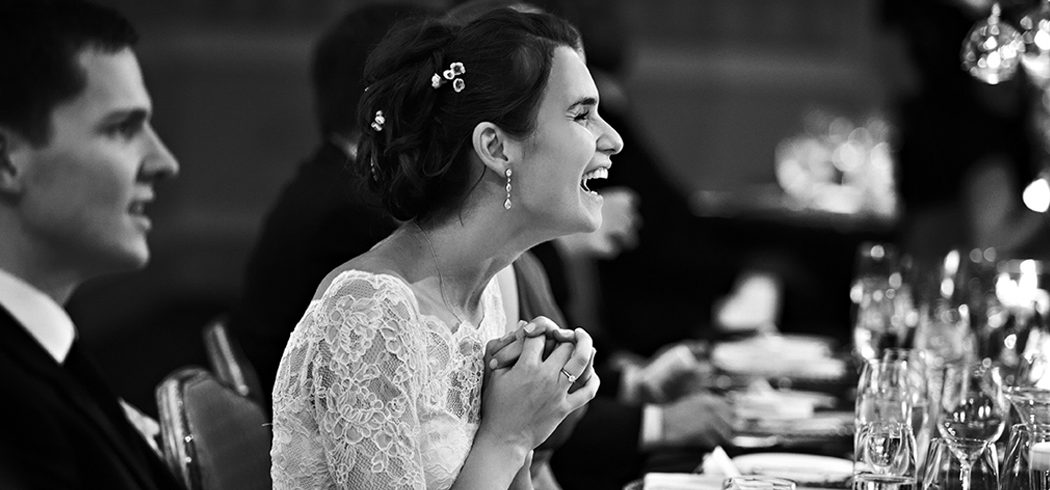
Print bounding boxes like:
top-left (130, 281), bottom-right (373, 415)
top-left (476, 316), bottom-right (598, 452)
top-left (480, 318), bottom-right (592, 390)
top-left (483, 316), bottom-right (596, 393)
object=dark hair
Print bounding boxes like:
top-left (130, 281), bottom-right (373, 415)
top-left (356, 8), bottom-right (582, 222)
top-left (311, 3), bottom-right (431, 137)
top-left (445, 0), bottom-right (579, 27)
top-left (0, 0), bottom-right (138, 146)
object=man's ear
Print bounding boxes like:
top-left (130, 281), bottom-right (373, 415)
top-left (0, 127), bottom-right (27, 195)
top-left (471, 122), bottom-right (521, 176)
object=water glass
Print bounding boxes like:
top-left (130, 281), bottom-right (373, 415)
top-left (921, 437), bottom-right (998, 490)
top-left (722, 476), bottom-right (796, 489)
top-left (1001, 423), bottom-right (1050, 489)
top-left (855, 358), bottom-right (919, 480)
top-left (856, 421), bottom-right (917, 477)
top-left (883, 349), bottom-right (931, 468)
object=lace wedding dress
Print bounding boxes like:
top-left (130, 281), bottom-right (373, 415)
top-left (271, 270), bottom-right (506, 489)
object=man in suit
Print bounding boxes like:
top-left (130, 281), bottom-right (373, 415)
top-left (0, 1), bottom-right (181, 488)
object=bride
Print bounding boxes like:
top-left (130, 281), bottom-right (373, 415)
top-left (270, 7), bottom-right (622, 489)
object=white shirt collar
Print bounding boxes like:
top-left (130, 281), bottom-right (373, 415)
top-left (0, 268), bottom-right (75, 363)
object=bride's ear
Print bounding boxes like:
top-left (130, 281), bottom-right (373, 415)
top-left (471, 121), bottom-right (522, 177)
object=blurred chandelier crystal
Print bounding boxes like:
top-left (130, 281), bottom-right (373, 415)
top-left (1021, 0), bottom-right (1050, 83)
top-left (961, 3), bottom-right (1025, 84)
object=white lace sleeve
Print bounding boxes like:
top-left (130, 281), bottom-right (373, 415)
top-left (271, 272), bottom-right (429, 489)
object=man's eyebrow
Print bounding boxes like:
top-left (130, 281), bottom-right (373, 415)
top-left (99, 108), bottom-right (149, 126)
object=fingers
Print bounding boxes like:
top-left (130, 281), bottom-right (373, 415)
top-left (490, 318), bottom-right (578, 370)
top-left (556, 328), bottom-right (594, 380)
top-left (573, 347), bottom-right (596, 387)
top-left (516, 332), bottom-right (548, 367)
top-left (484, 329), bottom-right (519, 358)
top-left (524, 316), bottom-right (562, 339)
top-left (565, 369), bottom-right (600, 410)
top-left (544, 341), bottom-right (575, 367)
top-left (489, 339), bottom-right (523, 370)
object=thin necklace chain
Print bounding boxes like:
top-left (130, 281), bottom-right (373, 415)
top-left (414, 222), bottom-right (482, 326)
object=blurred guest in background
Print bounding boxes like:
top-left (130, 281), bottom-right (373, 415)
top-left (0, 1), bottom-right (181, 488)
top-left (228, 3), bottom-right (431, 400)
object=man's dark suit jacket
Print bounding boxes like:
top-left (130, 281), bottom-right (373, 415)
top-left (0, 306), bottom-right (182, 489)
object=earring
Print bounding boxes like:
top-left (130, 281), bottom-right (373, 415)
top-left (504, 168), bottom-right (512, 210)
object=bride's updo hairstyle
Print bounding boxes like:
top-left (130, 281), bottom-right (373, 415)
top-left (356, 8), bottom-right (582, 222)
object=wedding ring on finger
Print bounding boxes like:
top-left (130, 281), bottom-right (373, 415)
top-left (560, 368), bottom-right (578, 384)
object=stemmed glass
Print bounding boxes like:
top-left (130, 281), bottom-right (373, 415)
top-left (936, 362), bottom-right (1007, 490)
top-left (854, 357), bottom-right (919, 483)
top-left (913, 250), bottom-right (974, 368)
top-left (852, 243), bottom-right (911, 361)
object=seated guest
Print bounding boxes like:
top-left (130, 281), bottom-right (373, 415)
top-left (0, 1), bottom-right (181, 488)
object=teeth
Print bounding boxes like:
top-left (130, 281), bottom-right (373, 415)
top-left (580, 167), bottom-right (609, 192)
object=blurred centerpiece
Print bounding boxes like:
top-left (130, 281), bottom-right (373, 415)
top-left (774, 109), bottom-right (898, 220)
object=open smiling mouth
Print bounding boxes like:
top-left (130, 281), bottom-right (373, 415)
top-left (580, 167), bottom-right (608, 195)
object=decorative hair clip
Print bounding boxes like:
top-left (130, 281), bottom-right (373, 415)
top-left (370, 110), bottom-right (385, 132)
top-left (430, 61), bottom-right (467, 93)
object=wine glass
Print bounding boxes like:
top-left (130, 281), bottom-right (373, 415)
top-left (852, 243), bottom-right (909, 361)
top-left (913, 250), bottom-right (975, 368)
top-left (936, 361), bottom-right (1007, 490)
top-left (922, 437), bottom-right (999, 490)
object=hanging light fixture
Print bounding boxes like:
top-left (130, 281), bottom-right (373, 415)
top-left (961, 3), bottom-right (1026, 84)
top-left (1021, 0), bottom-right (1050, 83)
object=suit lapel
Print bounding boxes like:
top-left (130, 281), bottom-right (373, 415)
top-left (0, 307), bottom-right (164, 490)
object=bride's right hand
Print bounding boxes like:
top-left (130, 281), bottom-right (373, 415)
top-left (476, 324), bottom-right (599, 451)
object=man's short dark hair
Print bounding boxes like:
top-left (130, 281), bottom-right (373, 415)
top-left (0, 0), bottom-right (139, 146)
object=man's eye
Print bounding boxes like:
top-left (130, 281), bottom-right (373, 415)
top-left (109, 120), bottom-right (141, 138)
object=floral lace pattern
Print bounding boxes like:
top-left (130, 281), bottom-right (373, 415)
top-left (271, 270), bottom-right (506, 489)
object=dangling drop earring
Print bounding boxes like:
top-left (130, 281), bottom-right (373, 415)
top-left (504, 168), bottom-right (512, 210)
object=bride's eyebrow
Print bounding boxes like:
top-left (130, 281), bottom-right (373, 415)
top-left (567, 96), bottom-right (597, 112)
